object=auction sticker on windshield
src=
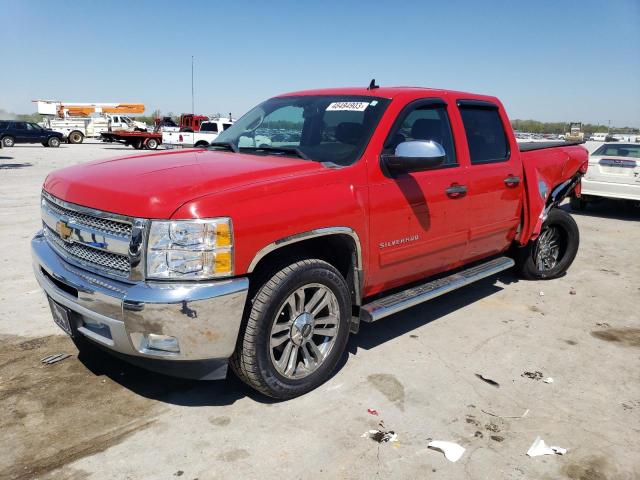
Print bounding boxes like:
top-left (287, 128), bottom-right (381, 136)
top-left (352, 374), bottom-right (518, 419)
top-left (326, 102), bottom-right (370, 111)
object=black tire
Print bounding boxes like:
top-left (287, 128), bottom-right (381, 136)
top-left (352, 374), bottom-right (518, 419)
top-left (569, 195), bottom-right (587, 211)
top-left (47, 136), bottom-right (61, 148)
top-left (194, 141), bottom-right (209, 148)
top-left (146, 138), bottom-right (159, 149)
top-left (2, 136), bottom-right (15, 147)
top-left (68, 131), bottom-right (84, 144)
top-left (516, 208), bottom-right (579, 280)
top-left (231, 259), bottom-right (351, 399)
top-left (41, 142), bottom-right (49, 147)
top-left (133, 140), bottom-right (144, 149)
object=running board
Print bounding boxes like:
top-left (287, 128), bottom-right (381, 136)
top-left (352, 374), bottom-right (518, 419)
top-left (360, 256), bottom-right (515, 322)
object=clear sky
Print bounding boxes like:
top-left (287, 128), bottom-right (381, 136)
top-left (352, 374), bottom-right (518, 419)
top-left (1, 0), bottom-right (638, 126)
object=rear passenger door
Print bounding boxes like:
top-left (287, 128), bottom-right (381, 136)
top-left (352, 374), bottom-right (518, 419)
top-left (457, 100), bottom-right (523, 261)
top-left (12, 122), bottom-right (29, 143)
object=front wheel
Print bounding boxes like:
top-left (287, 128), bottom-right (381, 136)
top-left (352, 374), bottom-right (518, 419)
top-left (2, 136), bottom-right (15, 147)
top-left (47, 136), bottom-right (61, 148)
top-left (231, 259), bottom-right (351, 399)
top-left (516, 208), bottom-right (579, 280)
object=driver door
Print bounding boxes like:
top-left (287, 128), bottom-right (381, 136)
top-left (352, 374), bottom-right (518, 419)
top-left (367, 99), bottom-right (469, 293)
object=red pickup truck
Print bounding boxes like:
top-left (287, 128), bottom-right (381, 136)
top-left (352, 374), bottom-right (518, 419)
top-left (32, 86), bottom-right (588, 399)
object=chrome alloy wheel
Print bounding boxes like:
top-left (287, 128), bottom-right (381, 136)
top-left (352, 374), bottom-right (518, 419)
top-left (269, 283), bottom-right (340, 379)
top-left (534, 226), bottom-right (561, 271)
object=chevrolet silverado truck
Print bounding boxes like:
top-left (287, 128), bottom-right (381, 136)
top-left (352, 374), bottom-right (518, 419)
top-left (31, 86), bottom-right (588, 399)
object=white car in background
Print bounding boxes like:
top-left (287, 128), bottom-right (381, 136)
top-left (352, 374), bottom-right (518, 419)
top-left (571, 142), bottom-right (640, 209)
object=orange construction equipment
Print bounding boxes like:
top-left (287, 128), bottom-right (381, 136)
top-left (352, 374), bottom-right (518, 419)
top-left (33, 101), bottom-right (145, 118)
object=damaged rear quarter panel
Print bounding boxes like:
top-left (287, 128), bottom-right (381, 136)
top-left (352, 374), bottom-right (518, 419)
top-left (519, 145), bottom-right (588, 244)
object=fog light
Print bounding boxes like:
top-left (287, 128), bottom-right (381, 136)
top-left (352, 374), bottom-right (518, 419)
top-left (145, 334), bottom-right (180, 353)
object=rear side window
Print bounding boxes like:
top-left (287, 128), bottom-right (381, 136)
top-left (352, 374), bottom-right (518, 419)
top-left (459, 107), bottom-right (509, 164)
top-left (14, 122), bottom-right (27, 130)
top-left (200, 122), bottom-right (218, 132)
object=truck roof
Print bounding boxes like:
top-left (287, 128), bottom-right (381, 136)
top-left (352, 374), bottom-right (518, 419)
top-left (277, 86), bottom-right (499, 103)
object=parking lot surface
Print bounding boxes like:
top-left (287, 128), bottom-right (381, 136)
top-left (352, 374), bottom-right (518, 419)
top-left (1, 141), bottom-right (639, 479)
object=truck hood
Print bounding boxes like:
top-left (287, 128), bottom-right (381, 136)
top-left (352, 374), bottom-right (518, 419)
top-left (44, 149), bottom-right (323, 218)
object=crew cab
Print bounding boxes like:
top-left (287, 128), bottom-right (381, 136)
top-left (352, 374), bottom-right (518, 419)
top-left (31, 86), bottom-right (588, 399)
top-left (571, 142), bottom-right (640, 208)
top-left (162, 119), bottom-right (234, 148)
top-left (1, 120), bottom-right (64, 148)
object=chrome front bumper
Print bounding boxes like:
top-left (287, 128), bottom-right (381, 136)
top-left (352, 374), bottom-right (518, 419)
top-left (32, 231), bottom-right (249, 378)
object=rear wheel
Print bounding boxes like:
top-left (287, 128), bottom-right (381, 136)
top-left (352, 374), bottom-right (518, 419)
top-left (231, 259), bottom-right (351, 399)
top-left (516, 208), bottom-right (579, 280)
top-left (47, 137), bottom-right (61, 148)
top-left (2, 136), bottom-right (15, 147)
top-left (146, 138), bottom-right (159, 149)
top-left (133, 140), bottom-right (144, 149)
top-left (68, 131), bottom-right (84, 144)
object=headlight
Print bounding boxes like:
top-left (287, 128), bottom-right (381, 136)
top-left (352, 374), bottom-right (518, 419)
top-left (146, 218), bottom-right (233, 279)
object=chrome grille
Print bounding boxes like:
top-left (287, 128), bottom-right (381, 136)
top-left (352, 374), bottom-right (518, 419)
top-left (43, 196), bottom-right (132, 237)
top-left (41, 192), bottom-right (136, 280)
top-left (44, 226), bottom-right (131, 276)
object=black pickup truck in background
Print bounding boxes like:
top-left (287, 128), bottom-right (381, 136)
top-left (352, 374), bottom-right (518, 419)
top-left (0, 120), bottom-right (64, 148)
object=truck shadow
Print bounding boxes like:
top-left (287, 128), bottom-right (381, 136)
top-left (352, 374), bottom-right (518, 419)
top-left (75, 272), bottom-right (517, 407)
top-left (76, 342), bottom-right (277, 407)
top-left (562, 201), bottom-right (639, 221)
top-left (349, 273), bottom-right (516, 353)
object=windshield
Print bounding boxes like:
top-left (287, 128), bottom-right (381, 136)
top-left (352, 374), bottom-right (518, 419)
top-left (593, 144), bottom-right (640, 158)
top-left (213, 95), bottom-right (390, 165)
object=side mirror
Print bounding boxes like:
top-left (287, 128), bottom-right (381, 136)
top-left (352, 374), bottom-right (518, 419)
top-left (382, 140), bottom-right (446, 175)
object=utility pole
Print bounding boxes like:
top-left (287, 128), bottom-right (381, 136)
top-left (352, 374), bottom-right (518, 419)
top-left (191, 56), bottom-right (195, 114)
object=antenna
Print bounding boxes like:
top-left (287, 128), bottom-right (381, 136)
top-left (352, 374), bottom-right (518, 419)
top-left (368, 78), bottom-right (379, 90)
top-left (191, 56), bottom-right (195, 114)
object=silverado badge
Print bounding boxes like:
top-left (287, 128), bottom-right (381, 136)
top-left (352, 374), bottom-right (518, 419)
top-left (56, 220), bottom-right (73, 241)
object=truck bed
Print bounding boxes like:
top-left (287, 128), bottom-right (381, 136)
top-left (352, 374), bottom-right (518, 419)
top-left (518, 140), bottom-right (585, 152)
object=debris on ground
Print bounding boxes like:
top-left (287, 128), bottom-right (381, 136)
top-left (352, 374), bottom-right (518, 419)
top-left (485, 422), bottom-right (500, 433)
top-left (362, 429), bottom-right (398, 443)
top-left (481, 408), bottom-right (529, 419)
top-left (427, 440), bottom-right (466, 462)
top-left (40, 353), bottom-right (71, 365)
top-left (595, 322), bottom-right (611, 328)
top-left (521, 371), bottom-right (544, 381)
top-left (569, 288), bottom-right (576, 295)
top-left (539, 291), bottom-right (545, 297)
top-left (475, 373), bottom-right (500, 388)
top-left (543, 377), bottom-right (554, 384)
top-left (173, 471), bottom-right (184, 477)
top-left (367, 408), bottom-right (379, 416)
top-left (526, 436), bottom-right (567, 457)
top-left (361, 419), bottom-right (397, 443)
top-left (490, 435), bottom-right (504, 442)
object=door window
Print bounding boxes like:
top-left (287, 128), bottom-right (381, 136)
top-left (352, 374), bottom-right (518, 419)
top-left (459, 107), bottom-right (509, 164)
top-left (383, 102), bottom-right (457, 166)
top-left (14, 122), bottom-right (27, 130)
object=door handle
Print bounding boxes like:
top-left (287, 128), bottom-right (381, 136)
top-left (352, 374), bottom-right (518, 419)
top-left (504, 175), bottom-right (521, 187)
top-left (445, 184), bottom-right (467, 198)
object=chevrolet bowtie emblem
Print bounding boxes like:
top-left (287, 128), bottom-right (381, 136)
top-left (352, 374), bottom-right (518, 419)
top-left (56, 220), bottom-right (73, 241)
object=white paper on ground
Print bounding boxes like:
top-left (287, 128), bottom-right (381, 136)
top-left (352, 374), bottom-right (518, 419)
top-left (526, 436), bottom-right (567, 457)
top-left (543, 377), bottom-right (554, 384)
top-left (427, 441), bottom-right (466, 462)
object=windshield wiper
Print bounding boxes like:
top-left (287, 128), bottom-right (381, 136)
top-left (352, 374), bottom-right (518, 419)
top-left (240, 146), bottom-right (310, 160)
top-left (208, 141), bottom-right (238, 153)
